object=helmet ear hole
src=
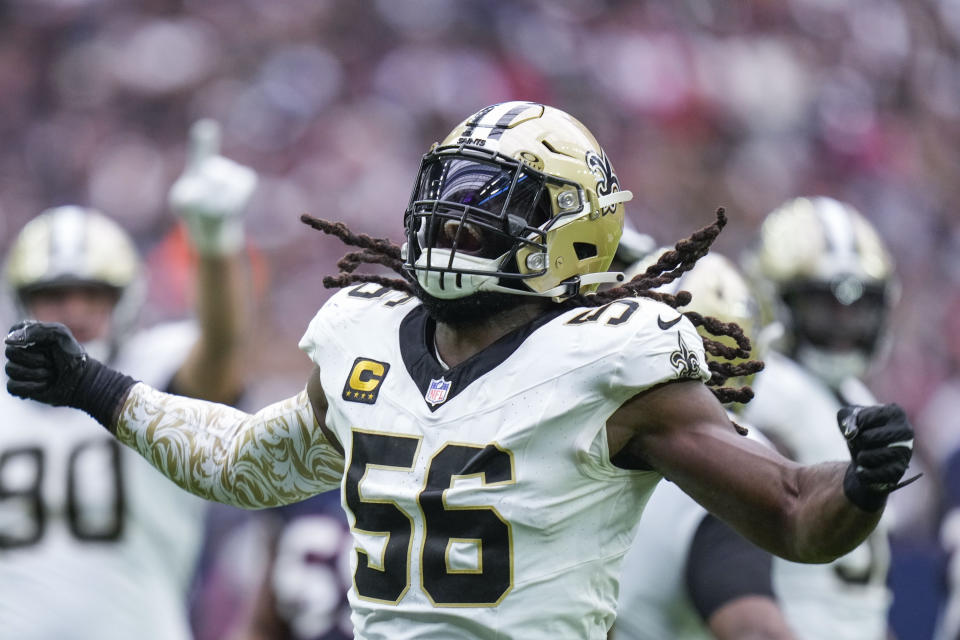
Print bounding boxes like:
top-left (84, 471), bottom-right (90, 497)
top-left (573, 243), bottom-right (597, 260)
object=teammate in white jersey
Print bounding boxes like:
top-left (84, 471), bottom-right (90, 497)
top-left (741, 196), bottom-right (902, 640)
top-left (614, 252), bottom-right (795, 640)
top-left (5, 103), bottom-right (916, 640)
top-left (0, 120), bottom-right (256, 640)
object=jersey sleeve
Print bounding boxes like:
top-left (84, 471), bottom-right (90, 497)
top-left (298, 289), bottom-right (353, 367)
top-left (115, 385), bottom-right (345, 509)
top-left (608, 305), bottom-right (711, 403)
top-left (298, 285), bottom-right (412, 367)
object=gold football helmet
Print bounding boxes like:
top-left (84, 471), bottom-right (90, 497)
top-left (402, 102), bottom-right (632, 300)
top-left (743, 196), bottom-right (897, 385)
top-left (4, 206), bottom-right (144, 357)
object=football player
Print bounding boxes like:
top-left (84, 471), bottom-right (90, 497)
top-left (613, 252), bottom-right (795, 640)
top-left (741, 196), bottom-right (901, 640)
top-left (5, 103), bottom-right (915, 640)
top-left (0, 120), bottom-right (256, 640)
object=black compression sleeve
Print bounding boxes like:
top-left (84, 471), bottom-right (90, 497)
top-left (685, 513), bottom-right (776, 621)
top-left (72, 358), bottom-right (137, 433)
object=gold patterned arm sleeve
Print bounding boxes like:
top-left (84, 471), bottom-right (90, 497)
top-left (115, 383), bottom-right (345, 509)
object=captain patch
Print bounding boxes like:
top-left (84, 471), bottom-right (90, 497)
top-left (343, 358), bottom-right (390, 404)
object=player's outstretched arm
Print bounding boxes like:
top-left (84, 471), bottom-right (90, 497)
top-left (168, 119), bottom-right (258, 403)
top-left (607, 380), bottom-right (913, 564)
top-left (5, 322), bottom-right (343, 509)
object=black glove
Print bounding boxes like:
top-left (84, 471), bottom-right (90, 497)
top-left (837, 403), bottom-right (918, 512)
top-left (5, 321), bottom-right (137, 430)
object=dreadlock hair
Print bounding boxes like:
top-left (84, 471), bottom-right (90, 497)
top-left (299, 216), bottom-right (414, 294)
top-left (300, 208), bottom-right (764, 417)
top-left (561, 209), bottom-right (764, 420)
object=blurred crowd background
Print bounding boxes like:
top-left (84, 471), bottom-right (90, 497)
top-left (1, 0), bottom-right (958, 638)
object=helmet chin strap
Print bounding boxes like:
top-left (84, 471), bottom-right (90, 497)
top-left (477, 271), bottom-right (625, 298)
top-left (409, 245), bottom-right (626, 301)
top-left (412, 249), bottom-right (501, 300)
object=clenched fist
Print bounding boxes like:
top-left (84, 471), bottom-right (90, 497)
top-left (6, 321), bottom-right (136, 429)
top-left (838, 403), bottom-right (917, 511)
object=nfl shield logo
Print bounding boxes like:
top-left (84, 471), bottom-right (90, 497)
top-left (425, 377), bottom-right (452, 406)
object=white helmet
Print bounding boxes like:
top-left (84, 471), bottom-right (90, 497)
top-left (743, 196), bottom-right (898, 386)
top-left (4, 206), bottom-right (145, 361)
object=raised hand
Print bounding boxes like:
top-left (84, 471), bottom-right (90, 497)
top-left (838, 403), bottom-right (917, 511)
top-left (167, 119), bottom-right (258, 256)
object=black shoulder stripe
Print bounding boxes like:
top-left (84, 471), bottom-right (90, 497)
top-left (487, 102), bottom-right (539, 140)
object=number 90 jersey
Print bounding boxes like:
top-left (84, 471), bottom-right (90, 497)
top-left (299, 284), bottom-right (711, 640)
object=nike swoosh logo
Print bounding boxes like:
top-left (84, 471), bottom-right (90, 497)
top-left (657, 314), bottom-right (682, 330)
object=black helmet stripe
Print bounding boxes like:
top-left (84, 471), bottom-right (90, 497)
top-left (464, 102), bottom-right (540, 141)
top-left (487, 102), bottom-right (540, 140)
top-left (461, 104), bottom-right (497, 138)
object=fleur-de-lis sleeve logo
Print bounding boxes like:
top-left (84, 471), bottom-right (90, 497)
top-left (670, 333), bottom-right (702, 379)
top-left (585, 150), bottom-right (622, 216)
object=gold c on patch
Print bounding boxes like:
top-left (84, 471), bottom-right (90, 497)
top-left (342, 357), bottom-right (390, 404)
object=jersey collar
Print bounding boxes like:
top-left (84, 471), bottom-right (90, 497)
top-left (398, 305), bottom-right (564, 412)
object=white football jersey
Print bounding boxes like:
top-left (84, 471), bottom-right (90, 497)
top-left (613, 427), bottom-right (774, 640)
top-left (298, 283), bottom-right (712, 640)
top-left (0, 321), bottom-right (207, 640)
top-left (742, 350), bottom-right (892, 640)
